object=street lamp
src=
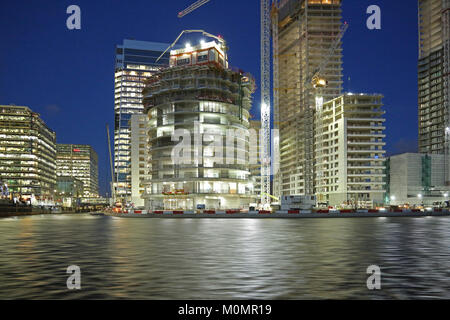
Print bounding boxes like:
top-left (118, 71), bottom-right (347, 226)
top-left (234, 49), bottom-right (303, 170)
top-left (389, 195), bottom-right (396, 207)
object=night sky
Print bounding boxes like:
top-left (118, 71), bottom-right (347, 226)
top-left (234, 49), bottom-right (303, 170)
top-left (0, 0), bottom-right (418, 196)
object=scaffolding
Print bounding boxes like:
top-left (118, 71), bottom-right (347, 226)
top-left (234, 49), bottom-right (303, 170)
top-left (443, 0), bottom-right (450, 184)
top-left (261, 0), bottom-right (271, 206)
top-left (275, 0), bottom-right (343, 196)
top-left (271, 2), bottom-right (281, 199)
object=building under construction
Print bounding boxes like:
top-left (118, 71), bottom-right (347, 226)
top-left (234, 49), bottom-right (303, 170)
top-left (418, 0), bottom-right (450, 155)
top-left (142, 40), bottom-right (256, 210)
top-left (274, 0), bottom-right (343, 197)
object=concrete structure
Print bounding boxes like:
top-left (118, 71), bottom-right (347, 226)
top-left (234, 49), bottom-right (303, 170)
top-left (114, 39), bottom-right (173, 202)
top-left (130, 113), bottom-right (148, 207)
top-left (387, 153), bottom-right (450, 206)
top-left (249, 120), bottom-right (262, 199)
top-left (314, 94), bottom-right (386, 207)
top-left (280, 195), bottom-right (316, 210)
top-left (56, 144), bottom-right (99, 198)
top-left (0, 105), bottom-right (56, 201)
top-left (274, 0), bottom-right (343, 196)
top-left (142, 40), bottom-right (256, 210)
top-left (418, 0), bottom-right (450, 154)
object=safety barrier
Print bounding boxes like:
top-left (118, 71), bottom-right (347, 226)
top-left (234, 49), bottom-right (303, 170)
top-left (115, 208), bottom-right (450, 216)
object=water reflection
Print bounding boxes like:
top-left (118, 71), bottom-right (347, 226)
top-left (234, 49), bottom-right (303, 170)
top-left (0, 215), bottom-right (449, 299)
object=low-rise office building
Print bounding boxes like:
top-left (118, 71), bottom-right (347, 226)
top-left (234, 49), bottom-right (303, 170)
top-left (386, 153), bottom-right (450, 206)
top-left (56, 144), bottom-right (99, 198)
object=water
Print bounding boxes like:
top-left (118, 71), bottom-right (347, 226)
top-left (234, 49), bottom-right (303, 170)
top-left (0, 214), bottom-right (449, 299)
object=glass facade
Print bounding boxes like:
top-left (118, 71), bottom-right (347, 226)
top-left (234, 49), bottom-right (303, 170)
top-left (114, 39), bottom-right (173, 201)
top-left (0, 105), bottom-right (56, 199)
top-left (56, 176), bottom-right (83, 198)
top-left (56, 144), bottom-right (99, 198)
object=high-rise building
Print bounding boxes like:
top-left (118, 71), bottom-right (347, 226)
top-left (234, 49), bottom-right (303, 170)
top-left (314, 94), bottom-right (386, 207)
top-left (56, 144), bottom-right (99, 197)
top-left (0, 105), bottom-right (56, 200)
top-left (142, 40), bottom-right (256, 210)
top-left (130, 113), bottom-right (149, 207)
top-left (418, 0), bottom-right (450, 154)
top-left (114, 39), bottom-right (173, 202)
top-left (275, 0), bottom-right (343, 196)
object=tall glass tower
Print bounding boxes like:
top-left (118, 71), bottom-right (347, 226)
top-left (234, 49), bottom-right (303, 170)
top-left (114, 40), bottom-right (172, 202)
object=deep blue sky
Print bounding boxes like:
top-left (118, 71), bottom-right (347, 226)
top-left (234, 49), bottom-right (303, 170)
top-left (0, 0), bottom-right (418, 196)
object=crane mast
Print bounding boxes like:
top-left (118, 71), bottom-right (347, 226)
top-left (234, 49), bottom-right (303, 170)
top-left (271, 2), bottom-right (280, 201)
top-left (307, 22), bottom-right (348, 87)
top-left (261, 0), bottom-right (272, 208)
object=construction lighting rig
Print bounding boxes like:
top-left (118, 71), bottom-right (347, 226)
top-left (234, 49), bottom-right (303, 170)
top-left (156, 29), bottom-right (226, 63)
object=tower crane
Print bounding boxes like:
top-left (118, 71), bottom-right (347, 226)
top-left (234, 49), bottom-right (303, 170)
top-left (177, 0), bottom-right (274, 208)
top-left (260, 0), bottom-right (271, 208)
top-left (306, 22), bottom-right (348, 89)
top-left (178, 0), bottom-right (211, 18)
top-left (309, 22), bottom-right (348, 203)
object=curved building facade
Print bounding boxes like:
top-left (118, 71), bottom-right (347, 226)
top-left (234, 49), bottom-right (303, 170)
top-left (142, 41), bottom-right (256, 210)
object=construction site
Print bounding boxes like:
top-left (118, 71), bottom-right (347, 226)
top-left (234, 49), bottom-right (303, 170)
top-left (114, 0), bottom-right (390, 212)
